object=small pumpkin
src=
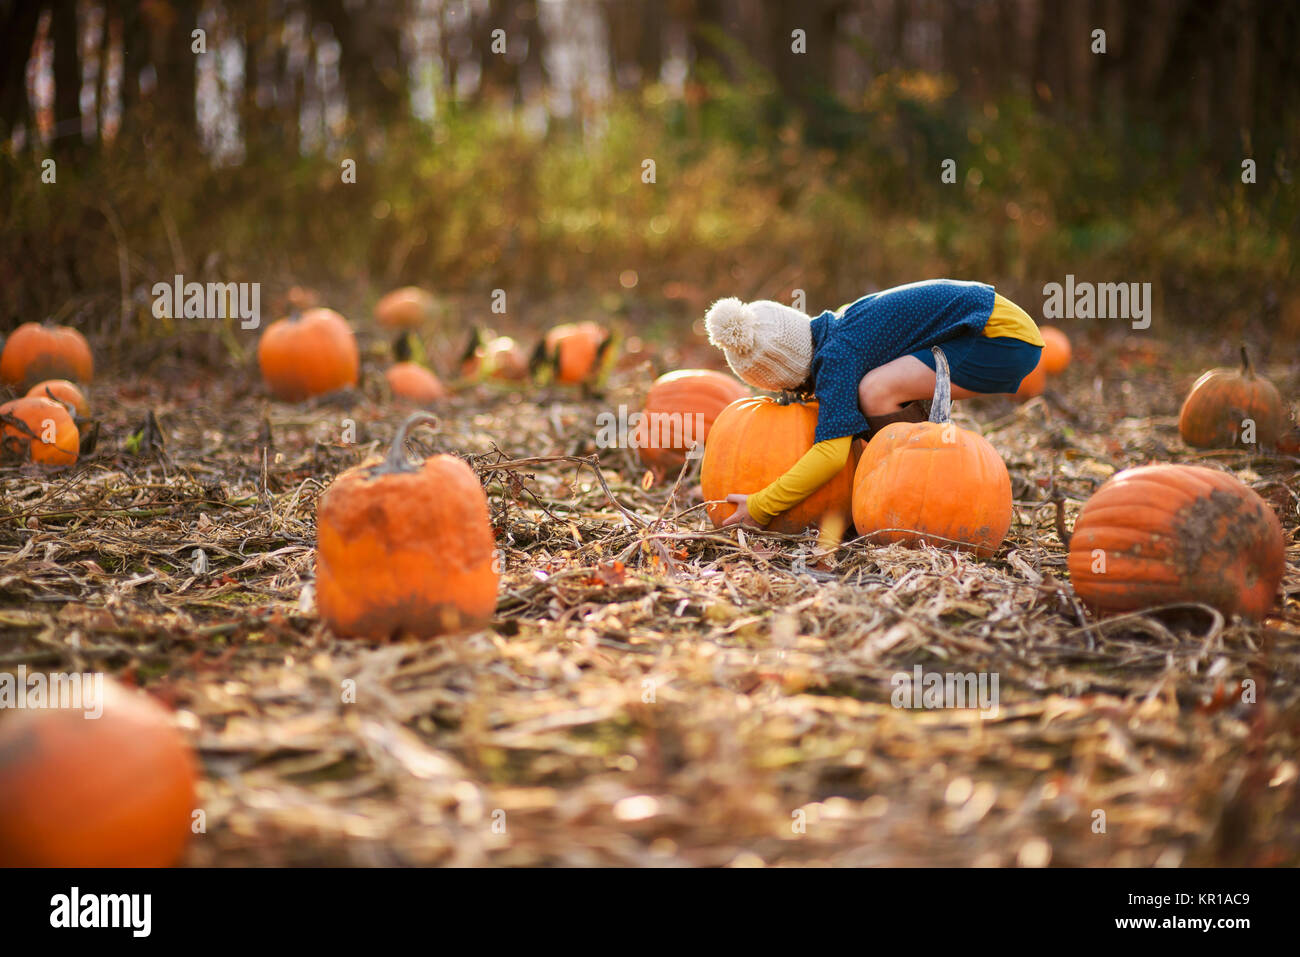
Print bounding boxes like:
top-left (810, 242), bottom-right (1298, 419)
top-left (315, 412), bottom-right (499, 639)
top-left (1041, 326), bottom-right (1072, 374)
top-left (25, 378), bottom-right (90, 418)
top-left (853, 347), bottom-right (1012, 556)
top-left (375, 286), bottom-right (437, 331)
top-left (635, 369), bottom-right (749, 475)
top-left (0, 677), bottom-right (197, 866)
top-left (0, 322), bottom-right (94, 388)
top-left (460, 329), bottom-right (529, 382)
top-left (531, 321), bottom-right (615, 386)
top-left (1067, 463), bottom-right (1284, 619)
top-left (385, 362), bottom-right (450, 404)
top-left (258, 307), bottom-right (360, 401)
top-left (701, 394), bottom-right (857, 534)
top-left (1178, 346), bottom-right (1283, 450)
top-left (0, 396), bottom-right (80, 466)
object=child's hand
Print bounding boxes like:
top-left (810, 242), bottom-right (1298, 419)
top-left (720, 494), bottom-right (764, 528)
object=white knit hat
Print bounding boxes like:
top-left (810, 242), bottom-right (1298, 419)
top-left (704, 298), bottom-right (814, 392)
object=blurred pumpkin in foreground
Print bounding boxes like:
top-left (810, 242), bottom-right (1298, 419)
top-left (0, 322), bottom-right (94, 388)
top-left (0, 677), bottom-right (197, 866)
top-left (315, 412), bottom-right (499, 639)
top-left (258, 307), bottom-right (359, 401)
top-left (0, 395), bottom-right (80, 466)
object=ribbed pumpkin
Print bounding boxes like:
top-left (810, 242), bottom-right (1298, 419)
top-left (385, 362), bottom-right (450, 404)
top-left (1178, 347), bottom-right (1282, 450)
top-left (0, 322), bottom-right (94, 388)
top-left (853, 347), bottom-right (1012, 556)
top-left (1041, 326), bottom-right (1072, 374)
top-left (636, 369), bottom-right (749, 475)
top-left (315, 413), bottom-right (499, 639)
top-left (0, 677), bottom-right (197, 866)
top-left (1068, 464), bottom-right (1284, 619)
top-left (374, 286), bottom-right (436, 330)
top-left (701, 395), bottom-right (857, 534)
top-left (0, 396), bottom-right (80, 466)
top-left (258, 307), bottom-right (359, 401)
top-left (25, 378), bottom-right (90, 418)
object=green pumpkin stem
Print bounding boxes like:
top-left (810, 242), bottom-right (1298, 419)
top-left (378, 411), bottom-right (440, 474)
top-left (928, 346), bottom-right (952, 424)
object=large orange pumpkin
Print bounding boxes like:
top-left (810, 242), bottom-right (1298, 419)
top-left (25, 378), bottom-right (90, 418)
top-left (1178, 347), bottom-right (1283, 450)
top-left (385, 362), bottom-right (450, 404)
top-left (635, 369), bottom-right (749, 475)
top-left (1041, 326), bottom-right (1072, 374)
top-left (375, 286), bottom-right (436, 330)
top-left (853, 347), bottom-right (1012, 557)
top-left (0, 322), bottom-right (94, 388)
top-left (0, 396), bottom-right (80, 466)
top-left (701, 395), bottom-right (857, 534)
top-left (258, 308), bottom-right (359, 401)
top-left (1068, 464), bottom-right (1284, 619)
top-left (0, 677), bottom-right (197, 866)
top-left (316, 412), bottom-right (499, 638)
top-left (532, 321), bottom-right (614, 385)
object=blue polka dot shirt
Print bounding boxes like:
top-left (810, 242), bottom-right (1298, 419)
top-left (808, 279), bottom-right (995, 442)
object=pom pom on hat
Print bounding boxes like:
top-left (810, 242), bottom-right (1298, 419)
top-left (704, 298), bottom-right (755, 354)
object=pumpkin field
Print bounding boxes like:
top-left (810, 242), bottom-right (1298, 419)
top-left (1, 0), bottom-right (1299, 874)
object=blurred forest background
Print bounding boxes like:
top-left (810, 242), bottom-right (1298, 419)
top-left (1, 0), bottom-right (1297, 341)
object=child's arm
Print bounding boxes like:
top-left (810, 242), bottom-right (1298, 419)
top-left (745, 436), bottom-right (853, 524)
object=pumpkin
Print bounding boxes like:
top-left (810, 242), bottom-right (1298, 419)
top-left (1178, 347), bottom-right (1283, 450)
top-left (25, 378), bottom-right (90, 418)
top-left (1041, 326), bottom-right (1072, 374)
top-left (1014, 350), bottom-right (1048, 400)
top-left (0, 322), bottom-right (94, 388)
top-left (258, 307), bottom-right (359, 401)
top-left (1067, 464), bottom-right (1284, 619)
top-left (0, 396), bottom-right (80, 466)
top-left (315, 412), bottom-right (499, 638)
top-left (635, 369), bottom-right (749, 475)
top-left (0, 676), bottom-right (197, 866)
top-left (852, 347), bottom-right (1013, 557)
top-left (375, 286), bottom-right (436, 331)
top-left (385, 362), bottom-right (450, 404)
top-left (701, 394), bottom-right (858, 534)
top-left (460, 330), bottom-right (529, 382)
top-left (531, 321), bottom-right (614, 385)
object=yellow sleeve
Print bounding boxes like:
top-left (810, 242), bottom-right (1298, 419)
top-left (984, 293), bottom-right (1045, 346)
top-left (746, 436), bottom-right (853, 525)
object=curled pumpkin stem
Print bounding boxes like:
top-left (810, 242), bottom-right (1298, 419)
top-left (378, 411), bottom-right (440, 474)
top-left (928, 346), bottom-right (952, 424)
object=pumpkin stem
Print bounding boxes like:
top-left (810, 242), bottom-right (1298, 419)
top-left (1240, 344), bottom-right (1253, 377)
top-left (378, 412), bottom-right (440, 474)
top-left (928, 346), bottom-right (952, 424)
